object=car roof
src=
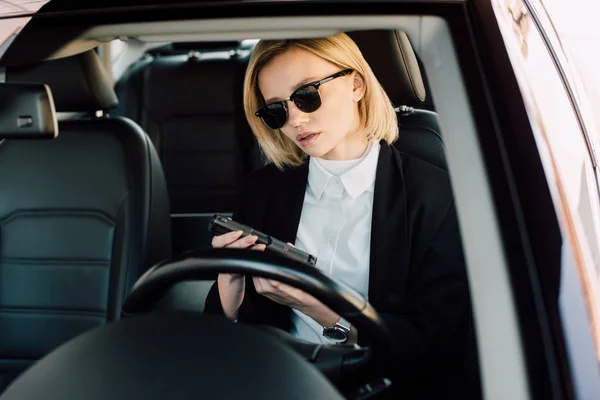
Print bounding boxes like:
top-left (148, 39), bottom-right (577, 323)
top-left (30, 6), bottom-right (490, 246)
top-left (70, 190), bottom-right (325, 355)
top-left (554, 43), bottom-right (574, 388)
top-left (1, 0), bottom-right (468, 67)
top-left (0, 0), bottom-right (466, 17)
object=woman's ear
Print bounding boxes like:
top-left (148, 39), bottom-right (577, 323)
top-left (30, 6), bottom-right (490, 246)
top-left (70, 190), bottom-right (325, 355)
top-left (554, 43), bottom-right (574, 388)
top-left (351, 72), bottom-right (366, 103)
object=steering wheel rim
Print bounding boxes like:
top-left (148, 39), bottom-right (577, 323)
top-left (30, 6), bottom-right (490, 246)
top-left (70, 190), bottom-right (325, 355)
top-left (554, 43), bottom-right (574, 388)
top-left (122, 248), bottom-right (399, 375)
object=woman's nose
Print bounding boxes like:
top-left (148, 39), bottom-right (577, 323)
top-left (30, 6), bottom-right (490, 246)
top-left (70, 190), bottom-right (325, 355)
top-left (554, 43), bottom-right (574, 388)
top-left (286, 101), bottom-right (310, 128)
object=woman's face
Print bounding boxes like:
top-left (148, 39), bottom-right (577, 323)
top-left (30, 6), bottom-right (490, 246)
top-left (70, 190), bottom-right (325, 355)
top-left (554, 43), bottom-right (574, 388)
top-left (257, 48), bottom-right (367, 160)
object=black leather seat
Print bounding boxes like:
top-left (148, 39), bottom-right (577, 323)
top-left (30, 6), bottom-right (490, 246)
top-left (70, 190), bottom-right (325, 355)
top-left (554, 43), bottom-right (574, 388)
top-left (1, 50), bottom-right (171, 391)
top-left (347, 30), bottom-right (447, 171)
top-left (114, 42), bottom-right (261, 213)
top-left (114, 42), bottom-right (261, 254)
top-left (349, 30), bottom-right (481, 398)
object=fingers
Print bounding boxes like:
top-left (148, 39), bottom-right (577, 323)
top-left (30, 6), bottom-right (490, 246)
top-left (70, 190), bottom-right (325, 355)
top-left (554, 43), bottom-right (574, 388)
top-left (225, 234), bottom-right (259, 249)
top-left (253, 277), bottom-right (276, 294)
top-left (254, 277), bottom-right (283, 304)
top-left (253, 276), bottom-right (265, 294)
top-left (266, 279), bottom-right (282, 289)
top-left (253, 277), bottom-right (283, 295)
top-left (211, 230), bottom-right (243, 248)
top-left (251, 244), bottom-right (267, 251)
top-left (212, 232), bottom-right (259, 250)
top-left (253, 277), bottom-right (303, 308)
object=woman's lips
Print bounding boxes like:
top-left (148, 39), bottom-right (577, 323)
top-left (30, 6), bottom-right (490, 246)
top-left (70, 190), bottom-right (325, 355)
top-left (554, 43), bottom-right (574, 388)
top-left (297, 132), bottom-right (320, 147)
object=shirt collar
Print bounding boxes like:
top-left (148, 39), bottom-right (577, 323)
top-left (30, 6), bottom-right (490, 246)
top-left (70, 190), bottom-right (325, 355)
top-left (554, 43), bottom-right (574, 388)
top-left (308, 140), bottom-right (381, 201)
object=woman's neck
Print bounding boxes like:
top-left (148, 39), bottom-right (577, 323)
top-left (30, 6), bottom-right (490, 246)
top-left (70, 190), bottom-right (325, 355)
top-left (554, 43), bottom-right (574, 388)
top-left (319, 134), bottom-right (370, 161)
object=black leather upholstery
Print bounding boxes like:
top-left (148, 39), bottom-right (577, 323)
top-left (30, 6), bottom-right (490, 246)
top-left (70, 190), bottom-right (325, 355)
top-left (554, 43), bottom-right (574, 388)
top-left (1, 52), bottom-right (171, 391)
top-left (347, 30), bottom-right (446, 171)
top-left (396, 109), bottom-right (446, 171)
top-left (0, 83), bottom-right (57, 139)
top-left (114, 48), bottom-right (261, 214)
top-left (347, 30), bottom-right (426, 107)
top-left (7, 50), bottom-right (118, 112)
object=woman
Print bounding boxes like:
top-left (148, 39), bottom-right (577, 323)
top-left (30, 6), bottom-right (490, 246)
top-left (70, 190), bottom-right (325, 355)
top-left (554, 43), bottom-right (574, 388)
top-left (205, 32), bottom-right (471, 395)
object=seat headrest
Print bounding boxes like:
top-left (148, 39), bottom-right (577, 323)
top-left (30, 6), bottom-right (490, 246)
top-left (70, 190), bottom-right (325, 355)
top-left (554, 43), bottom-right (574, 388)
top-left (148, 41), bottom-right (241, 57)
top-left (6, 50), bottom-right (118, 112)
top-left (347, 30), bottom-right (426, 107)
top-left (0, 83), bottom-right (57, 139)
top-left (172, 41), bottom-right (241, 51)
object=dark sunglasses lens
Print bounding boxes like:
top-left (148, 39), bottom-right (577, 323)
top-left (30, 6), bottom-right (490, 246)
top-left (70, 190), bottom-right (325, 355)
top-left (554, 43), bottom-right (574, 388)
top-left (259, 103), bottom-right (287, 129)
top-left (292, 85), bottom-right (321, 113)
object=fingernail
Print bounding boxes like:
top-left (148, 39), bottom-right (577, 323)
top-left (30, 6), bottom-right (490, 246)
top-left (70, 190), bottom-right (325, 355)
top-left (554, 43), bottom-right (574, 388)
top-left (233, 230), bottom-right (243, 236)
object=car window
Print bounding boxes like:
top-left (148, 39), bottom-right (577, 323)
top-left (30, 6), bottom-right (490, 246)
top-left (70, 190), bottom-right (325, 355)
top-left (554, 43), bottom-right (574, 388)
top-left (492, 0), bottom-right (600, 395)
top-left (540, 0), bottom-right (600, 144)
top-left (0, 18), bottom-right (31, 59)
top-left (0, 2), bottom-right (49, 60)
top-left (0, 1), bottom-right (48, 17)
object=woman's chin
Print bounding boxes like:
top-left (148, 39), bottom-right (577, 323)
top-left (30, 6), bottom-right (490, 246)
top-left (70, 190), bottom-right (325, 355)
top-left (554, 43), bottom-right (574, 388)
top-left (297, 138), bottom-right (327, 158)
top-left (302, 145), bottom-right (331, 159)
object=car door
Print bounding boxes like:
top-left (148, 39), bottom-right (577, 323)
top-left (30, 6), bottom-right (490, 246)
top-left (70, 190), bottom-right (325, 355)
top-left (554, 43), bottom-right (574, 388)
top-left (488, 0), bottom-right (600, 398)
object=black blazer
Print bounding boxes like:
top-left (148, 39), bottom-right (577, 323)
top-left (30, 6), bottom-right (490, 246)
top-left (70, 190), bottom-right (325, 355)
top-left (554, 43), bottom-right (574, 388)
top-left (205, 142), bottom-right (473, 395)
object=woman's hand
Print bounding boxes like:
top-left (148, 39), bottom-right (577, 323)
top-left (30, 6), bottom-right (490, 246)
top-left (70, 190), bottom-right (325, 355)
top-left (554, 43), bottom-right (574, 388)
top-left (211, 229), bottom-right (267, 251)
top-left (252, 278), bottom-right (338, 325)
top-left (253, 277), bottom-right (358, 343)
top-left (252, 277), bottom-right (320, 310)
top-left (212, 230), bottom-right (266, 320)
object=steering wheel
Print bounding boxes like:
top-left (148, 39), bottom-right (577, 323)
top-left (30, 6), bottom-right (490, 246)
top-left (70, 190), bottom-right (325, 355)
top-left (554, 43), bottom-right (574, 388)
top-left (1, 249), bottom-right (400, 400)
top-left (124, 249), bottom-right (400, 388)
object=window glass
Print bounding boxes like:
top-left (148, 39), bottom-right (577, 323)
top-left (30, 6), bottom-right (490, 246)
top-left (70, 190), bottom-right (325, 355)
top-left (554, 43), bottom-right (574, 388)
top-left (0, 18), bottom-right (32, 58)
top-left (540, 0), bottom-right (600, 144)
top-left (0, 2), bottom-right (49, 60)
top-left (492, 0), bottom-right (600, 361)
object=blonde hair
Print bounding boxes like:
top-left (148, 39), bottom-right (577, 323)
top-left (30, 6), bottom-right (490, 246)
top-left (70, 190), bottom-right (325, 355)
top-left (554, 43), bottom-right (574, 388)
top-left (243, 32), bottom-right (399, 169)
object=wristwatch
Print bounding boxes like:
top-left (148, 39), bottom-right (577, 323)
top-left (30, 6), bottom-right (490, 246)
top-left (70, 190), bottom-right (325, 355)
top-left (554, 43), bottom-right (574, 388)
top-left (322, 317), bottom-right (351, 343)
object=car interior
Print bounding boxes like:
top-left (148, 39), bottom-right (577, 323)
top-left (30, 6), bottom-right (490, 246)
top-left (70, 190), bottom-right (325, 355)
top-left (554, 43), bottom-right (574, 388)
top-left (0, 11), bottom-right (484, 399)
top-left (110, 30), bottom-right (445, 255)
top-left (1, 48), bottom-right (172, 390)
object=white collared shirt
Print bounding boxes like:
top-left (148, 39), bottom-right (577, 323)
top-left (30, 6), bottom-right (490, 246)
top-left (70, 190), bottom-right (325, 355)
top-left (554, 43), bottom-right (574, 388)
top-left (291, 140), bottom-right (381, 344)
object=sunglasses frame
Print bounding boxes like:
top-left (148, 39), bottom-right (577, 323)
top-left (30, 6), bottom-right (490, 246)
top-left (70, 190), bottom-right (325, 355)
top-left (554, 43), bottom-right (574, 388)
top-left (255, 68), bottom-right (354, 129)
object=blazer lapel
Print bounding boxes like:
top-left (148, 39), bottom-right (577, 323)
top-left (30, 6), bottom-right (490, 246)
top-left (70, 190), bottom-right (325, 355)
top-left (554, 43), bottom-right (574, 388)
top-left (264, 161), bottom-right (309, 244)
top-left (368, 143), bottom-right (409, 309)
top-left (262, 146), bottom-right (409, 310)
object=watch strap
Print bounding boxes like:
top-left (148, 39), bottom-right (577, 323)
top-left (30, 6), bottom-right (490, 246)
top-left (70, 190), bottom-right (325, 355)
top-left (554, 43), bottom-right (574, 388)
top-left (335, 317), bottom-right (351, 332)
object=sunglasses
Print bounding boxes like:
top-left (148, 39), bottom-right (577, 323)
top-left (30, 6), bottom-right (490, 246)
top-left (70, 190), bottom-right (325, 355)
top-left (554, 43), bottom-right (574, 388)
top-left (254, 69), bottom-right (353, 130)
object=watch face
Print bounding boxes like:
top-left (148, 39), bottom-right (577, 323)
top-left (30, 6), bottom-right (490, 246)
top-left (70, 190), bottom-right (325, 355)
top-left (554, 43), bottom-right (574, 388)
top-left (323, 327), bottom-right (348, 343)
